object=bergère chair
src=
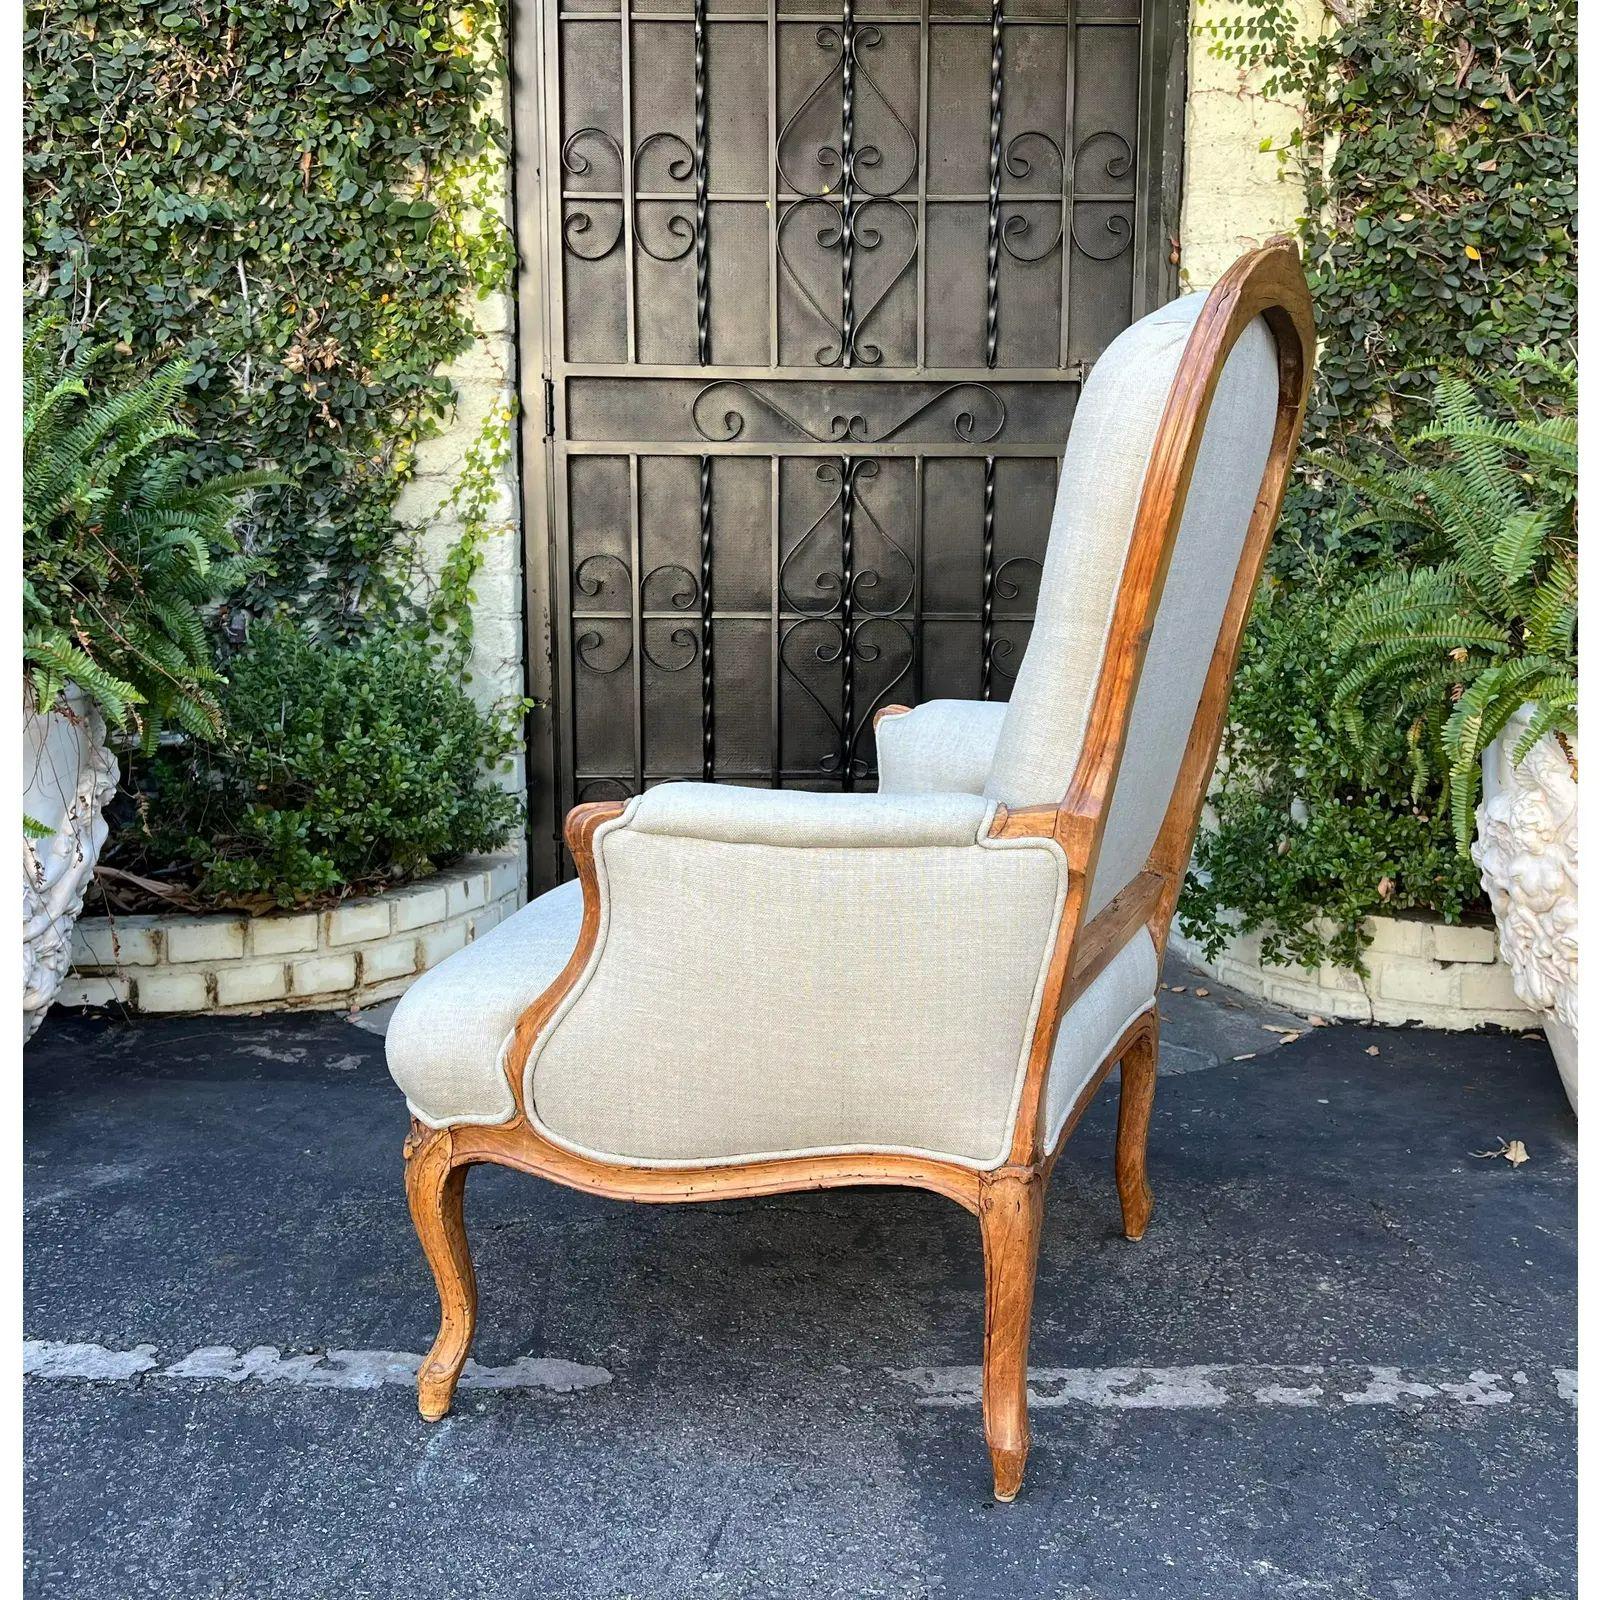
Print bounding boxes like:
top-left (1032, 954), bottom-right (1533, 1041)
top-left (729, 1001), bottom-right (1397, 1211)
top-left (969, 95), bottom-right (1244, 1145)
top-left (387, 240), bottom-right (1315, 1500)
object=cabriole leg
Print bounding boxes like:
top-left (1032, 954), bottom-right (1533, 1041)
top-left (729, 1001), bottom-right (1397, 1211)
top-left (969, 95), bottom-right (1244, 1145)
top-left (1116, 1015), bottom-right (1158, 1241)
top-left (404, 1121), bottom-right (478, 1421)
top-left (978, 1166), bottom-right (1045, 1502)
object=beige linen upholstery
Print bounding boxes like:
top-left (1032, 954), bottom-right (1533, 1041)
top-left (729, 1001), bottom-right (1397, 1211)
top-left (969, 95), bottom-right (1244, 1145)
top-left (528, 787), bottom-right (1061, 1166)
top-left (389, 784), bottom-right (1157, 1169)
top-left (876, 699), bottom-right (1009, 795)
top-left (388, 878), bottom-right (583, 1127)
top-left (983, 295), bottom-right (1279, 917)
top-left (386, 286), bottom-right (1283, 1167)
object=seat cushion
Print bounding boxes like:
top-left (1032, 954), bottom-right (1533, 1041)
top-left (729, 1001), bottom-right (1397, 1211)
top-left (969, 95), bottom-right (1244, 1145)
top-left (387, 878), bottom-right (584, 1127)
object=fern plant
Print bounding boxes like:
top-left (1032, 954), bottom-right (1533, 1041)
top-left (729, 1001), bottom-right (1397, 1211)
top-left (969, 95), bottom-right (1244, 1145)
top-left (1329, 353), bottom-right (1577, 852)
top-left (23, 318), bottom-right (276, 751)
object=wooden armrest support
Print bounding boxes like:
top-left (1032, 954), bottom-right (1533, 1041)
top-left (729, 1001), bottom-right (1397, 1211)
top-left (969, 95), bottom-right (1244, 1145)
top-left (873, 703), bottom-right (913, 731)
top-left (986, 803), bottom-right (1060, 841)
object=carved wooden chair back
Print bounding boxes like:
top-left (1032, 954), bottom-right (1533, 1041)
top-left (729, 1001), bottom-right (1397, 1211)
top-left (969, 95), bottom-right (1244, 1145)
top-left (986, 238), bottom-right (1316, 1167)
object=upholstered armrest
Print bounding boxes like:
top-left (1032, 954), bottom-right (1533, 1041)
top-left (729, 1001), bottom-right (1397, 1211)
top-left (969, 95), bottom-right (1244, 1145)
top-left (510, 782), bottom-right (1069, 1168)
top-left (875, 699), bottom-right (1008, 796)
top-left (627, 781), bottom-right (993, 847)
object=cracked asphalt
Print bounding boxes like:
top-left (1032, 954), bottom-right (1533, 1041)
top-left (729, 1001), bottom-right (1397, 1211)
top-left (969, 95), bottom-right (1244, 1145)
top-left (23, 964), bottom-right (1575, 1599)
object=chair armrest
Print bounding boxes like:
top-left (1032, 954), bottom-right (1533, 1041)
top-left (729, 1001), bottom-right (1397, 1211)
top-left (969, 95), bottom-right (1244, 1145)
top-left (875, 699), bottom-right (1009, 796)
top-left (504, 782), bottom-right (1069, 1167)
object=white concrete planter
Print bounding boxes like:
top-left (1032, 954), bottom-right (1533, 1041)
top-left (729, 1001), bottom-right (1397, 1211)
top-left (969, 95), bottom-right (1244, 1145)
top-left (23, 686), bottom-right (119, 1041)
top-left (1471, 705), bottom-right (1578, 1111)
top-left (53, 849), bottom-right (524, 1018)
top-left (1169, 911), bottom-right (1536, 1033)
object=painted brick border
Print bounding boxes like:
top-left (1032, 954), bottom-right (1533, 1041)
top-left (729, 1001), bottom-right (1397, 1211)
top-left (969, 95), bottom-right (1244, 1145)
top-left (1170, 913), bottom-right (1538, 1031)
top-left (57, 849), bottom-right (525, 1016)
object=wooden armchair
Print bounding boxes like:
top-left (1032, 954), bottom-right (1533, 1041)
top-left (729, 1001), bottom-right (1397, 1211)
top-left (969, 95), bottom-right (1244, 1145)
top-left (387, 240), bottom-right (1315, 1501)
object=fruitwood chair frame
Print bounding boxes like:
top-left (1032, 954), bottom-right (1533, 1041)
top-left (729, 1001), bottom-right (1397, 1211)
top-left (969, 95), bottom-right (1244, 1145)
top-left (402, 239), bottom-right (1315, 1501)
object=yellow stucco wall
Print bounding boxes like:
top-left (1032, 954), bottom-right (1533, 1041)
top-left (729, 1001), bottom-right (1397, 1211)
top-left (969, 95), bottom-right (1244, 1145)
top-left (1179, 0), bottom-right (1325, 289)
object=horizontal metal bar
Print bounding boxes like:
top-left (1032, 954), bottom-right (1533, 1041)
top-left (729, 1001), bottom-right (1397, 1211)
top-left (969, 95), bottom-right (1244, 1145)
top-left (560, 440), bottom-right (1063, 455)
top-left (568, 189), bottom-right (1132, 204)
top-left (559, 362), bottom-right (1085, 380)
top-left (574, 609), bottom-right (1037, 622)
top-left (560, 10), bottom-right (1137, 24)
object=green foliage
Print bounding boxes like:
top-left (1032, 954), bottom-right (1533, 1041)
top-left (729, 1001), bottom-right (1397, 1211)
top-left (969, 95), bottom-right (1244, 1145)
top-left (110, 623), bottom-right (522, 909)
top-left (411, 398), bottom-right (516, 667)
top-left (1206, 0), bottom-right (1575, 464)
top-left (1328, 360), bottom-right (1576, 852)
top-left (1181, 0), bottom-right (1576, 969)
top-left (1179, 565), bottom-right (1484, 973)
top-left (22, 0), bottom-right (511, 633)
top-left (23, 318), bottom-right (275, 749)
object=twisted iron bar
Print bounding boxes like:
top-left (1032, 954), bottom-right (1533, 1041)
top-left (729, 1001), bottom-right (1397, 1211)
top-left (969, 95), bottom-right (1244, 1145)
top-left (839, 0), bottom-right (859, 371)
top-left (693, 0), bottom-right (715, 780)
top-left (980, 455), bottom-right (997, 699)
top-left (692, 0), bottom-right (710, 367)
top-left (984, 0), bottom-right (1004, 370)
top-left (839, 453), bottom-right (857, 787)
top-left (694, 454), bottom-right (713, 777)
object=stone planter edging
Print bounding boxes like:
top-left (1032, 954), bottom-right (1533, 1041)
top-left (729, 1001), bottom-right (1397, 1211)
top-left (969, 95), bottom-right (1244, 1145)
top-left (56, 849), bottom-right (524, 1017)
top-left (1169, 913), bottom-right (1538, 1032)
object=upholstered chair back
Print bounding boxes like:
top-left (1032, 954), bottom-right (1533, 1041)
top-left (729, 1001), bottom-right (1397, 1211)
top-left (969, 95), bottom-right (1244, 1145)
top-left (983, 293), bottom-right (1281, 919)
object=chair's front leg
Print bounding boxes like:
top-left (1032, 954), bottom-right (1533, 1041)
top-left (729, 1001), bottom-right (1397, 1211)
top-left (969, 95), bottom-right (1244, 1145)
top-left (404, 1121), bottom-right (478, 1421)
top-left (978, 1165), bottom-right (1045, 1502)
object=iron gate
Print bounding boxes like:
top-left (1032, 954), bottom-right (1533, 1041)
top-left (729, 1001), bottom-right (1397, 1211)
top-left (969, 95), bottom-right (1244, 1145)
top-left (512, 0), bottom-right (1184, 885)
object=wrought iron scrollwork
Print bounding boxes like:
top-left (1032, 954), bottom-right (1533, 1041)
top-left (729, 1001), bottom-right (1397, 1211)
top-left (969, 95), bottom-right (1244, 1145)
top-left (774, 460), bottom-right (914, 782)
top-left (994, 555), bottom-right (1043, 603)
top-left (849, 462), bottom-right (914, 619)
top-left (574, 551), bottom-right (632, 607)
top-left (774, 24), bottom-right (917, 203)
top-left (642, 623), bottom-right (701, 674)
top-left (632, 132), bottom-right (697, 263)
top-left (692, 380), bottom-right (1005, 446)
top-left (779, 615), bottom-right (913, 783)
top-left (778, 461), bottom-right (849, 615)
top-left (1071, 132), bottom-right (1135, 262)
top-left (775, 193), bottom-right (918, 368)
top-left (561, 129), bottom-right (626, 262)
top-left (641, 561), bottom-right (700, 611)
top-left (575, 623), bottom-right (632, 676)
top-left (988, 628), bottom-right (1027, 684)
top-left (852, 618), bottom-right (915, 763)
top-left (774, 9), bottom-right (919, 367)
top-left (1000, 134), bottom-right (1067, 264)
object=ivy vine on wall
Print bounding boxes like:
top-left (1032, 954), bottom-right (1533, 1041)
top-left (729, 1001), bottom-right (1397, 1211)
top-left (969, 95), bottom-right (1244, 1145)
top-left (23, 0), bottom-right (513, 635)
top-left (1209, 0), bottom-right (1575, 457)
top-left (1179, 0), bottom-right (1576, 971)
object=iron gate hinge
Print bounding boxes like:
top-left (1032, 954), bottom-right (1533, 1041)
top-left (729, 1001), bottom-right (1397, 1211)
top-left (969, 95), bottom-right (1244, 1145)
top-left (542, 375), bottom-right (556, 441)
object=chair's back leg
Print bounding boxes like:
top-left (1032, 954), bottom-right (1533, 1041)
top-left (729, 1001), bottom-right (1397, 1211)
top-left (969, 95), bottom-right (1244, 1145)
top-left (1115, 1012), bottom-right (1159, 1241)
top-left (404, 1122), bottom-right (479, 1420)
top-left (978, 1166), bottom-right (1045, 1502)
